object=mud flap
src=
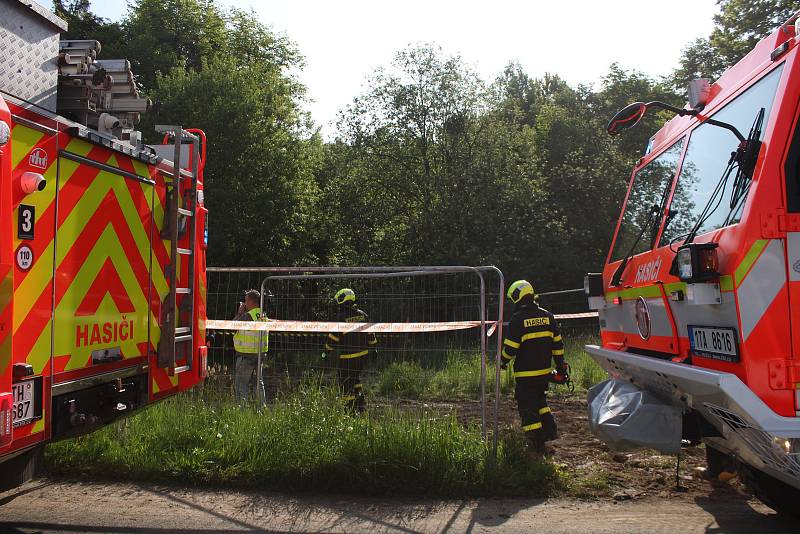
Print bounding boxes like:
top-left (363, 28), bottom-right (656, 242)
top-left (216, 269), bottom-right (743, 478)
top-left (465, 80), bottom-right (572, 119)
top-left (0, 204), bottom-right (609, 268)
top-left (588, 378), bottom-right (682, 454)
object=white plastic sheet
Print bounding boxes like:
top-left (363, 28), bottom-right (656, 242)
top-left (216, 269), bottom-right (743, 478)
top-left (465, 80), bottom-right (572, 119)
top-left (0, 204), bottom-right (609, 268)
top-left (587, 378), bottom-right (682, 454)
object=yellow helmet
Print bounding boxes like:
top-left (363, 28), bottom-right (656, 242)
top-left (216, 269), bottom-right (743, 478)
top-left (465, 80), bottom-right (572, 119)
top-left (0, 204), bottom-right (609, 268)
top-left (333, 288), bottom-right (356, 305)
top-left (507, 280), bottom-right (535, 304)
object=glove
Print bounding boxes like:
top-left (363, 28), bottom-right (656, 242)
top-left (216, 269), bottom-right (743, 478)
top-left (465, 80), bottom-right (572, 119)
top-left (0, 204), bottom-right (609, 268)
top-left (558, 362), bottom-right (570, 378)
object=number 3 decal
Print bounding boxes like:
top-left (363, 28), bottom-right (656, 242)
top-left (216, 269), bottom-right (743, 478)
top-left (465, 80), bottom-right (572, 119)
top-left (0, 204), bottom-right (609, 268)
top-left (17, 204), bottom-right (35, 240)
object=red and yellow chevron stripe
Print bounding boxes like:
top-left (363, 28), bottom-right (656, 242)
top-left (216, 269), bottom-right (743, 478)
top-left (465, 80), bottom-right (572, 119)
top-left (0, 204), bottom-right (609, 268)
top-left (4, 103), bottom-right (205, 453)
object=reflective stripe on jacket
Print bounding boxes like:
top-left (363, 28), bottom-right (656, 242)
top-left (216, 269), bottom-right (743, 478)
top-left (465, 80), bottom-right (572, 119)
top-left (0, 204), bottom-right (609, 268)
top-left (324, 306), bottom-right (378, 359)
top-left (501, 302), bottom-right (564, 380)
top-left (233, 307), bottom-right (269, 354)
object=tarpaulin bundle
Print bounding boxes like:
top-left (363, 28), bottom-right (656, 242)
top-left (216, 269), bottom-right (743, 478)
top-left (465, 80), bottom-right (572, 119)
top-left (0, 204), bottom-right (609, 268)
top-left (587, 378), bottom-right (682, 454)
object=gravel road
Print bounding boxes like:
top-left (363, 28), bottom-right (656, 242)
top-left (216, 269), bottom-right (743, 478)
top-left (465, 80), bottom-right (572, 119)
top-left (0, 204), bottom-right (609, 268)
top-left (0, 478), bottom-right (796, 533)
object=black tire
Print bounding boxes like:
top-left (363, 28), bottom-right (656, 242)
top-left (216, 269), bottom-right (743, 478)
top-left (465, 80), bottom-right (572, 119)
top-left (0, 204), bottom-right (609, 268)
top-left (0, 446), bottom-right (43, 492)
top-left (740, 464), bottom-right (800, 518)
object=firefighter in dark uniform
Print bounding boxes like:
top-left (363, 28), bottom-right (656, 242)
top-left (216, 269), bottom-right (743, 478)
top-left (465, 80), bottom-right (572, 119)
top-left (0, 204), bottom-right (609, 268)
top-left (501, 280), bottom-right (568, 456)
top-left (322, 288), bottom-right (378, 412)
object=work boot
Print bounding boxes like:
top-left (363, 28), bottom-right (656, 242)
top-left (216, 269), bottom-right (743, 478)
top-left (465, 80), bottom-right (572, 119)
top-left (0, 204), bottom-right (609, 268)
top-left (542, 416), bottom-right (558, 442)
top-left (525, 432), bottom-right (546, 461)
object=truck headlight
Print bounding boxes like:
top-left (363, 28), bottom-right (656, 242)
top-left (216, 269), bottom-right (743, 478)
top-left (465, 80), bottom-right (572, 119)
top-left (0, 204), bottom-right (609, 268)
top-left (675, 248), bottom-right (694, 280)
top-left (671, 243), bottom-right (719, 283)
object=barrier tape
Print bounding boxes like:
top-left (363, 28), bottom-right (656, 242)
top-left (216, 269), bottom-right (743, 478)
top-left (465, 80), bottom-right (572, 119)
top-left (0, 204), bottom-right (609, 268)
top-left (205, 319), bottom-right (489, 333)
top-left (554, 312), bottom-right (599, 319)
top-left (207, 311), bottom-right (597, 335)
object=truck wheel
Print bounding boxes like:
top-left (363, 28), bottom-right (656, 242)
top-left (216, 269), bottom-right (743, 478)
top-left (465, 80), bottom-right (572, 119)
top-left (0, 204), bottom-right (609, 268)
top-left (0, 446), bottom-right (44, 492)
top-left (740, 464), bottom-right (800, 518)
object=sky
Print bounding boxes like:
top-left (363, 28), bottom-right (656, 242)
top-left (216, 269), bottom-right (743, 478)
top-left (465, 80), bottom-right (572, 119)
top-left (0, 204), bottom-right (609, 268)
top-left (47, 0), bottom-right (719, 137)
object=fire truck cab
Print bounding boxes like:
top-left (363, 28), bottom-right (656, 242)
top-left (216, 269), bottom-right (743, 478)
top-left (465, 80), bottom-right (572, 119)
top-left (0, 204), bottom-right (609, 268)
top-left (586, 9), bottom-right (800, 513)
top-left (1, 0), bottom-right (207, 488)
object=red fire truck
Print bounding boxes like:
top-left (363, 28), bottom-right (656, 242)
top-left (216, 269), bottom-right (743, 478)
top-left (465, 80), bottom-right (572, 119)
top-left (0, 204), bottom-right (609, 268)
top-left (586, 9), bottom-right (800, 513)
top-left (1, 0), bottom-right (207, 488)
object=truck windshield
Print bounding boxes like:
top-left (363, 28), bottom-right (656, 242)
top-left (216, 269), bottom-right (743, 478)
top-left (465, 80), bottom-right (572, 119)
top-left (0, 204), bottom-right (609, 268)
top-left (610, 139), bottom-right (684, 262)
top-left (659, 65), bottom-right (784, 246)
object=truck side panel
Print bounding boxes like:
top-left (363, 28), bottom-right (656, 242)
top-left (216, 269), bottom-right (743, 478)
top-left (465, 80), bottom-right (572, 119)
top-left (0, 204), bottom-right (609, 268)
top-left (10, 113), bottom-right (59, 449)
top-left (51, 147), bottom-right (156, 383)
top-left (0, 97), bottom-right (13, 452)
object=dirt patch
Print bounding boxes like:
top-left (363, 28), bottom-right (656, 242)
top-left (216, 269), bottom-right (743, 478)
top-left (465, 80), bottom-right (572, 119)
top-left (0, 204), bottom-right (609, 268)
top-left (376, 394), bottom-right (746, 501)
top-left (544, 396), bottom-right (711, 498)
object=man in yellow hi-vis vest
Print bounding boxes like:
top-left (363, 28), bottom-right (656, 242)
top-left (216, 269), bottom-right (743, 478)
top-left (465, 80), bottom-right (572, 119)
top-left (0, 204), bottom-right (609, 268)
top-left (233, 289), bottom-right (269, 403)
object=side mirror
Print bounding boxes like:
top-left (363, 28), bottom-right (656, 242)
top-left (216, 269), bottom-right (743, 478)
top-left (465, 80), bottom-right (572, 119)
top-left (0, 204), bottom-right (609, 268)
top-left (607, 102), bottom-right (647, 136)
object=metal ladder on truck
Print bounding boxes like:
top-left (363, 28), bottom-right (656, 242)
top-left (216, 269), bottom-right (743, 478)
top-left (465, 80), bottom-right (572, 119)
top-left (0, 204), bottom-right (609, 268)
top-left (155, 125), bottom-right (200, 374)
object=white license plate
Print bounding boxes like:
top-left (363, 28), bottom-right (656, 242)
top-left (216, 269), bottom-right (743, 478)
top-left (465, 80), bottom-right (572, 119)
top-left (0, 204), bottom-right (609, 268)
top-left (688, 326), bottom-right (739, 362)
top-left (12, 380), bottom-right (35, 427)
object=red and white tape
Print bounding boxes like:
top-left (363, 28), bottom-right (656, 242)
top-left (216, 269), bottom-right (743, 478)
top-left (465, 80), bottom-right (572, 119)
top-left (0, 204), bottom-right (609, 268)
top-left (205, 319), bottom-right (491, 333)
top-left (206, 311), bottom-right (597, 335)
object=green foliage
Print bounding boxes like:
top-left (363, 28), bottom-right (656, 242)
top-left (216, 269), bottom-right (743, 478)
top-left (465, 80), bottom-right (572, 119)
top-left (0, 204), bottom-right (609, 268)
top-left (51, 0), bottom-right (786, 286)
top-left (53, 0), bottom-right (126, 58)
top-left (45, 385), bottom-right (564, 497)
top-left (151, 56), bottom-right (323, 266)
top-left (372, 360), bottom-right (431, 398)
top-left (672, 0), bottom-right (797, 90)
top-left (562, 334), bottom-right (607, 391)
top-left (323, 45), bottom-right (662, 287)
top-left (54, 0), bottom-right (322, 267)
top-left (117, 0), bottom-right (228, 91)
top-left (368, 335), bottom-right (600, 400)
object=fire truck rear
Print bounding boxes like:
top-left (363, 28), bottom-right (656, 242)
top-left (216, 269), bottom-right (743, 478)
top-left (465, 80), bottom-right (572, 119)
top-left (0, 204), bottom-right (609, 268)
top-left (585, 9), bottom-right (800, 514)
top-left (0, 0), bottom-right (207, 488)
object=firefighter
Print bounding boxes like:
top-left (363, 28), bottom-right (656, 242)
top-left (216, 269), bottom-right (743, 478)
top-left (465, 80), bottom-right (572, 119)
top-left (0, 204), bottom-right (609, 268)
top-left (501, 280), bottom-right (568, 456)
top-left (232, 289), bottom-right (269, 404)
top-left (322, 288), bottom-right (378, 412)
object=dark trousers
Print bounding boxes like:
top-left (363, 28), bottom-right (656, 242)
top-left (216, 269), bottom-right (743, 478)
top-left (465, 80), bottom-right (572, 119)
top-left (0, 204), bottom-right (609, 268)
top-left (515, 379), bottom-right (557, 451)
top-left (338, 357), bottom-right (365, 412)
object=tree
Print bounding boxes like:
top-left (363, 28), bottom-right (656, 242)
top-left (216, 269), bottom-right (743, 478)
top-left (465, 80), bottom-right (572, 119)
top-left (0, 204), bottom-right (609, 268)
top-left (52, 0), bottom-right (125, 58)
top-left (55, 0), bottom-right (325, 267)
top-left (673, 0), bottom-right (796, 91)
top-left (120, 0), bottom-right (229, 91)
top-left (153, 56), bottom-right (323, 266)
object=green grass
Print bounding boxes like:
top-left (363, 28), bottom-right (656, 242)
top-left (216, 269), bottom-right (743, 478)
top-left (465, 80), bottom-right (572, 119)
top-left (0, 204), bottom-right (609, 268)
top-left (369, 352), bottom-right (515, 400)
top-left (368, 334), bottom-right (603, 400)
top-left (44, 384), bottom-right (564, 497)
top-left (562, 334), bottom-right (607, 391)
top-left (44, 336), bottom-right (604, 497)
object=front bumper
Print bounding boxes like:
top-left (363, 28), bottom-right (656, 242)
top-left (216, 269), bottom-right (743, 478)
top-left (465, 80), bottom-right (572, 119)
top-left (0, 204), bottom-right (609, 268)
top-left (586, 344), bottom-right (800, 490)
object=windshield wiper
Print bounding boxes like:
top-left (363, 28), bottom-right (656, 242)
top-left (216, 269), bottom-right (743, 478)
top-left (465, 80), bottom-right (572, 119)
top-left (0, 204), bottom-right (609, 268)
top-left (682, 107), bottom-right (765, 246)
top-left (649, 177), bottom-right (675, 249)
top-left (611, 204), bottom-right (660, 287)
top-left (725, 108), bottom-right (765, 226)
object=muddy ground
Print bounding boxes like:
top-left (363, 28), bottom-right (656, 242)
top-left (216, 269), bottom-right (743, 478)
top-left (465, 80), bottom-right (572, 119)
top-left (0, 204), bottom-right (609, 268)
top-left (391, 395), bottom-right (712, 500)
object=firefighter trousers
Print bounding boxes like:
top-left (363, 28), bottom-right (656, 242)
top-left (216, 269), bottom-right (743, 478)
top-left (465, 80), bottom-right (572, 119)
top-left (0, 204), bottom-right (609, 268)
top-left (515, 379), bottom-right (557, 452)
top-left (338, 357), bottom-right (366, 412)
